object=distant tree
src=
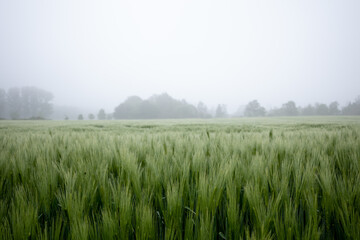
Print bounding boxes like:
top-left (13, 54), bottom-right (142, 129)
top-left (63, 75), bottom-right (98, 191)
top-left (177, 100), bottom-right (199, 118)
top-left (342, 96), bottom-right (360, 115)
top-left (148, 93), bottom-right (174, 118)
top-left (281, 101), bottom-right (298, 116)
top-left (64, 115), bottom-right (69, 120)
top-left (244, 100), bottom-right (266, 117)
top-left (7, 88), bottom-right (22, 119)
top-left (97, 109), bottom-right (106, 120)
top-left (267, 107), bottom-right (282, 117)
top-left (139, 100), bottom-right (159, 118)
top-left (78, 114), bottom-right (84, 120)
top-left (0, 88), bottom-right (6, 119)
top-left (20, 86), bottom-right (53, 119)
top-left (215, 104), bottom-right (227, 118)
top-left (301, 104), bottom-right (315, 116)
top-left (113, 93), bottom-right (201, 119)
top-left (315, 103), bottom-right (329, 115)
top-left (6, 87), bottom-right (53, 119)
top-left (34, 87), bottom-right (53, 118)
top-left (197, 102), bottom-right (211, 118)
top-left (328, 101), bottom-right (340, 115)
top-left (88, 113), bottom-right (95, 120)
top-left (114, 96), bottom-right (143, 119)
top-left (147, 93), bottom-right (199, 118)
top-left (20, 87), bottom-right (32, 118)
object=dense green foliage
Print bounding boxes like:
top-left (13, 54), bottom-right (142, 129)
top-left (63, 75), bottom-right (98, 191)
top-left (0, 117), bottom-right (360, 239)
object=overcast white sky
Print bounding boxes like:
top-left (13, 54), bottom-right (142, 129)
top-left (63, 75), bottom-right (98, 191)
top-left (0, 0), bottom-right (359, 113)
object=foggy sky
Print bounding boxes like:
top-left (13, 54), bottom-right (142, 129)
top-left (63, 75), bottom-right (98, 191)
top-left (1, 0), bottom-right (359, 113)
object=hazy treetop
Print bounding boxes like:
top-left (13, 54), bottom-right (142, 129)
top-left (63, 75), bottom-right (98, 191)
top-left (0, 0), bottom-right (359, 112)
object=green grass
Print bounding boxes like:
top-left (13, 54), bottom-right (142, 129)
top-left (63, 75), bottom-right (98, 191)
top-left (0, 117), bottom-right (359, 239)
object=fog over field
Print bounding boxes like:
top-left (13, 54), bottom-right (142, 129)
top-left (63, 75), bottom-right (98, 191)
top-left (1, 2), bottom-right (360, 238)
top-left (1, 0), bottom-right (360, 113)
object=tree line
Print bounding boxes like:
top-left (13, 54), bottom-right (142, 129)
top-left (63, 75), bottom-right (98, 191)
top-left (109, 94), bottom-right (360, 119)
top-left (242, 97), bottom-right (360, 117)
top-left (75, 109), bottom-right (110, 121)
top-left (113, 93), bottom-right (211, 119)
top-left (0, 87), bottom-right (53, 119)
top-left (1, 87), bottom-right (359, 120)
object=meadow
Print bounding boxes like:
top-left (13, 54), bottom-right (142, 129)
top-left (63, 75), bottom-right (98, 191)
top-left (0, 117), bottom-right (359, 239)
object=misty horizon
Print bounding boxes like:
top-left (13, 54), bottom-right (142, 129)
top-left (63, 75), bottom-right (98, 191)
top-left (1, 0), bottom-right (360, 114)
top-left (1, 86), bottom-right (359, 120)
top-left (1, 86), bottom-right (359, 115)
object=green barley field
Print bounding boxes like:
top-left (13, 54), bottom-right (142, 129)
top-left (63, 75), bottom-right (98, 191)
top-left (0, 117), bottom-right (359, 239)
